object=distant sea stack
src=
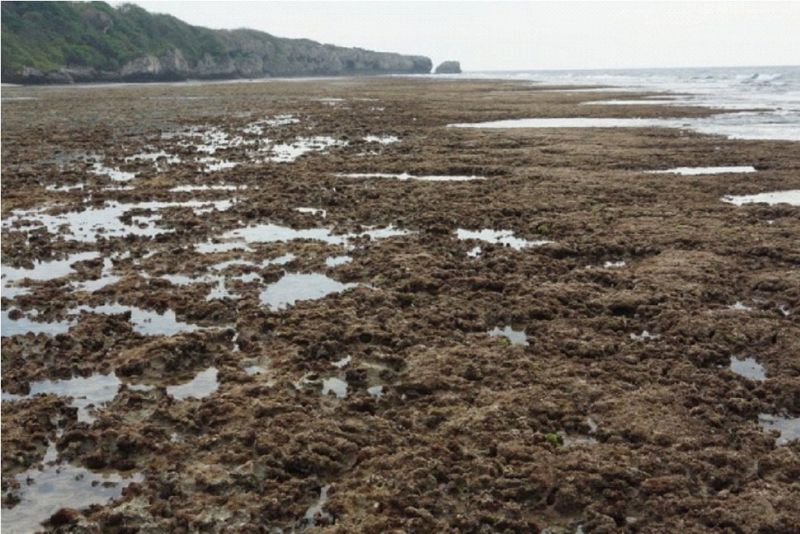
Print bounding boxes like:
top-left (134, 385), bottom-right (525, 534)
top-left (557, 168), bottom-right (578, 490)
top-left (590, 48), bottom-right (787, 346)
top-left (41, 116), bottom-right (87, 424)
top-left (1, 2), bottom-right (433, 84)
top-left (435, 61), bottom-right (462, 74)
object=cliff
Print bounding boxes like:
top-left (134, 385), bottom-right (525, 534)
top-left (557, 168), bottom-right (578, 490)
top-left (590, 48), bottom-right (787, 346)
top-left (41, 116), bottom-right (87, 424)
top-left (1, 2), bottom-right (432, 84)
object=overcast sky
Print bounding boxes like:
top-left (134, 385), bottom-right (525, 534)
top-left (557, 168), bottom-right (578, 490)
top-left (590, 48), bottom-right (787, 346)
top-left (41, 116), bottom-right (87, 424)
top-left (129, 1), bottom-right (800, 71)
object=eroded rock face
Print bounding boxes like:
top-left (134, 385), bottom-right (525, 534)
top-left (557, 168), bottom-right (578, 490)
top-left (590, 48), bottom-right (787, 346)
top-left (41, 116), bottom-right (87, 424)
top-left (6, 42), bottom-right (432, 85)
top-left (434, 61), bottom-right (462, 74)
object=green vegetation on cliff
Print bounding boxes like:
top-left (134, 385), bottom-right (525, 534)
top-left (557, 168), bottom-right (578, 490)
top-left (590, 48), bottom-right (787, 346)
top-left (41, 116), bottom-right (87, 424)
top-left (1, 1), bottom-right (432, 83)
top-left (2, 2), bottom-right (225, 72)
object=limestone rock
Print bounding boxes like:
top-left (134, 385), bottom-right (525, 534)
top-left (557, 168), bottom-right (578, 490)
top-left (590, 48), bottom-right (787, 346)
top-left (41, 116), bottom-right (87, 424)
top-left (434, 61), bottom-right (461, 74)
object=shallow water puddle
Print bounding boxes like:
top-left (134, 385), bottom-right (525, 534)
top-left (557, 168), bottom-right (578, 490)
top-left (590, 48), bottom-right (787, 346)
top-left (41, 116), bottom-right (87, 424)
top-left (124, 149), bottom-right (181, 165)
top-left (448, 115), bottom-right (800, 140)
top-left (162, 255), bottom-right (295, 299)
top-left (2, 373), bottom-right (121, 423)
top-left (74, 304), bottom-right (199, 336)
top-left (630, 330), bottom-right (660, 341)
top-left (332, 356), bottom-right (351, 368)
top-left (242, 356), bottom-right (271, 376)
top-left (72, 258), bottom-right (120, 293)
top-left (729, 356), bottom-right (766, 381)
top-left (321, 377), bottom-right (348, 398)
top-left (169, 184), bottom-right (245, 192)
top-left (325, 255), bottom-right (352, 267)
top-left (583, 99), bottom-right (681, 105)
top-left (363, 135), bottom-right (399, 144)
top-left (267, 136), bottom-right (346, 163)
top-left (195, 241), bottom-right (254, 254)
top-left (721, 190), bottom-right (800, 207)
top-left (221, 223), bottom-right (349, 246)
top-left (367, 385), bottom-right (385, 398)
top-left (296, 207), bottom-right (327, 217)
top-left (166, 367), bottom-right (219, 401)
top-left (1, 442), bottom-right (143, 534)
top-left (2, 251), bottom-right (100, 299)
top-left (212, 222), bottom-right (409, 248)
top-left (457, 229), bottom-right (552, 250)
top-left (556, 431), bottom-right (599, 447)
top-left (243, 114), bottom-right (299, 134)
top-left (46, 183), bottom-right (85, 192)
top-left (259, 273), bottom-right (357, 310)
top-left (303, 485), bottom-right (332, 527)
top-left (198, 157), bottom-right (239, 172)
top-left (647, 166), bottom-right (756, 175)
top-left (759, 414), bottom-right (800, 445)
top-left (213, 253), bottom-right (296, 271)
top-left (488, 326), bottom-right (529, 346)
top-left (161, 274), bottom-right (203, 286)
top-left (2, 200), bottom-right (233, 243)
top-left (180, 127), bottom-right (253, 154)
top-left (206, 279), bottom-right (237, 301)
top-left (337, 172), bottom-right (485, 182)
top-left (449, 117), bottom-right (669, 129)
top-left (91, 162), bottom-right (137, 182)
top-left (1, 310), bottom-right (74, 337)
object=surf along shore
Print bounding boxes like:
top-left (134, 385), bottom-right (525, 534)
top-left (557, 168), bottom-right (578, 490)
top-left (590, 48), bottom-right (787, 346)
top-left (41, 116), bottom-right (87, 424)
top-left (2, 76), bottom-right (799, 532)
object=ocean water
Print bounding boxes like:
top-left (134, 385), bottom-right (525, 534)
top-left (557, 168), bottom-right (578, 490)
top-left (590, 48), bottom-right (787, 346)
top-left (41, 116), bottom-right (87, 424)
top-left (455, 66), bottom-right (800, 141)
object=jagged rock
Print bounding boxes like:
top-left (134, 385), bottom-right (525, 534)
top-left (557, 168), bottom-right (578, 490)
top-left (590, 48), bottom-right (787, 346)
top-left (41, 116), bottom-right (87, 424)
top-left (434, 61), bottom-right (462, 74)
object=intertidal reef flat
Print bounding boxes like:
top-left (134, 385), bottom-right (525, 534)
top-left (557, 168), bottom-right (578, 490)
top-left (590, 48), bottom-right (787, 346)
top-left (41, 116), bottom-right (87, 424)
top-left (2, 77), bottom-right (799, 532)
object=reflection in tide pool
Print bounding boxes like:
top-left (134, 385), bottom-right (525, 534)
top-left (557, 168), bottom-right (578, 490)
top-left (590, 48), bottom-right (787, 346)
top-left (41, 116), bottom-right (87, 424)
top-left (337, 172), bottom-right (484, 182)
top-left (2, 373), bottom-right (120, 423)
top-left (325, 255), bottom-right (352, 267)
top-left (260, 273), bottom-right (357, 310)
top-left (210, 222), bottom-right (409, 249)
top-left (267, 136), bottom-right (346, 163)
top-left (167, 367), bottom-right (219, 400)
top-left (322, 377), bottom-right (348, 398)
top-left (721, 190), bottom-right (800, 207)
top-left (74, 303), bottom-right (199, 336)
top-left (2, 200), bottom-right (233, 243)
top-left (303, 484), bottom-right (332, 527)
top-left (367, 385), bottom-right (384, 398)
top-left (457, 229), bottom-right (552, 250)
top-left (1, 442), bottom-right (142, 534)
top-left (91, 162), bottom-right (137, 182)
top-left (449, 115), bottom-right (800, 141)
top-left (647, 166), bottom-right (756, 175)
top-left (630, 330), bottom-right (660, 341)
top-left (2, 251), bottom-right (100, 299)
top-left (1, 310), bottom-right (74, 337)
top-left (363, 135), bottom-right (399, 144)
top-left (488, 326), bottom-right (529, 346)
top-left (729, 356), bottom-right (766, 381)
top-left (449, 117), bottom-right (668, 129)
top-left (759, 414), bottom-right (800, 445)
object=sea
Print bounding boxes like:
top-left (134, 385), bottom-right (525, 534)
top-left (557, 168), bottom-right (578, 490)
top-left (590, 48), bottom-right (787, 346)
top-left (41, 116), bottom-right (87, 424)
top-left (446, 65), bottom-right (800, 141)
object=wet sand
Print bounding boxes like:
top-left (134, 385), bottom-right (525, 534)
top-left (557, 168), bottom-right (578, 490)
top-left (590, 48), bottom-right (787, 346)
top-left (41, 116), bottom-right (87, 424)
top-left (2, 77), bottom-right (799, 532)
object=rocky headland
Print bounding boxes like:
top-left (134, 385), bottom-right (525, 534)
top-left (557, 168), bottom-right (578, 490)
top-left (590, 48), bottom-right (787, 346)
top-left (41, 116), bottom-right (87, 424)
top-left (1, 2), bottom-right (433, 84)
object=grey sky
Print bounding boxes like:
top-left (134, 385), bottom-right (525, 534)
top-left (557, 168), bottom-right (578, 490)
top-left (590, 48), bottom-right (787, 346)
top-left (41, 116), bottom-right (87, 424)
top-left (129, 1), bottom-right (800, 70)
